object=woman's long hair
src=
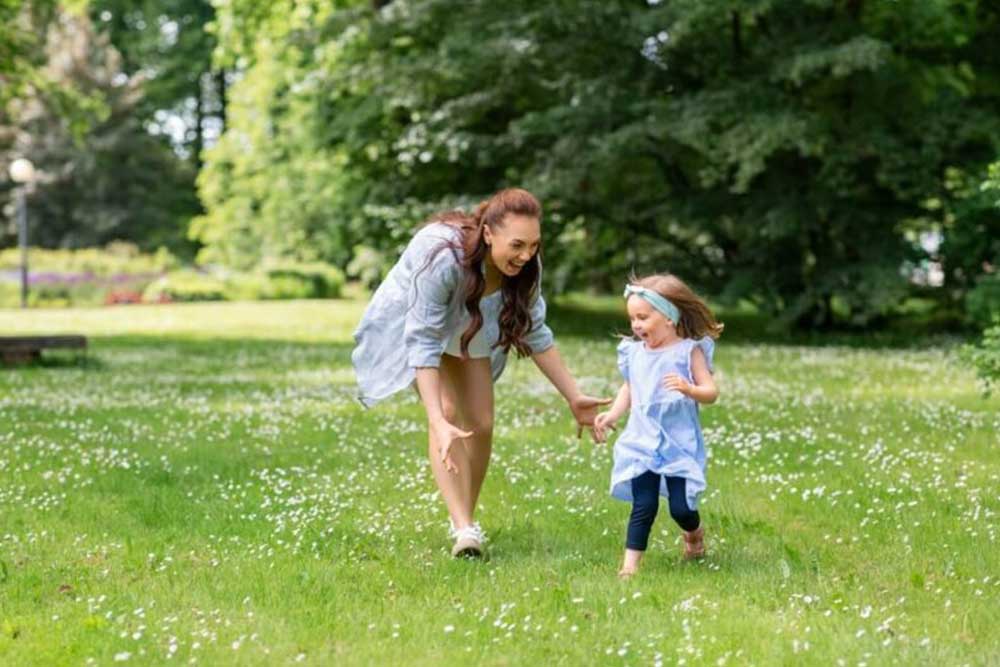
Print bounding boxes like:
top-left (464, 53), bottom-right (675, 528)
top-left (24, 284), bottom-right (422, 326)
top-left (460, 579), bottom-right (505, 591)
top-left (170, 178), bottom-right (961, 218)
top-left (629, 272), bottom-right (724, 340)
top-left (417, 188), bottom-right (543, 359)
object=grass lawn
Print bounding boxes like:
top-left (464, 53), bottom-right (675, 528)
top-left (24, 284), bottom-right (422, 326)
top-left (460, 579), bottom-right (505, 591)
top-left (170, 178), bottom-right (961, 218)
top-left (1, 298), bottom-right (997, 666)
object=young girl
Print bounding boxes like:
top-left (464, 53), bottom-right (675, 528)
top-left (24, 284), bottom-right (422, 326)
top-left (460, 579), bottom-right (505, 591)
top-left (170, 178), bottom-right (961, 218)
top-left (352, 188), bottom-right (609, 558)
top-left (593, 273), bottom-right (722, 577)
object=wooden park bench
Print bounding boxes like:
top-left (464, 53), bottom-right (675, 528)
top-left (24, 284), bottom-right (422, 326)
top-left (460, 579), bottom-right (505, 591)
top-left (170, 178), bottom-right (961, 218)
top-left (0, 335), bottom-right (88, 365)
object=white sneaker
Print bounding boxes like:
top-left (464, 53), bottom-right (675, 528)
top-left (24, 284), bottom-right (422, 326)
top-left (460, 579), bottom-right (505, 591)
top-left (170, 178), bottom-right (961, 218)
top-left (450, 523), bottom-right (486, 559)
top-left (448, 521), bottom-right (486, 540)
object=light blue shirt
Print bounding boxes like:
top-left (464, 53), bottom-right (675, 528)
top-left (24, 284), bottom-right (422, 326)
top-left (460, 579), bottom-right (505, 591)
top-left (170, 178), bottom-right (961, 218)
top-left (352, 222), bottom-right (555, 407)
top-left (609, 336), bottom-right (716, 511)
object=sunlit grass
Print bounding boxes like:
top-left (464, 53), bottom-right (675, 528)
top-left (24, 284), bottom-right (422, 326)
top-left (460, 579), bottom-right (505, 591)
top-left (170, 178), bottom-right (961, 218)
top-left (1, 299), bottom-right (997, 665)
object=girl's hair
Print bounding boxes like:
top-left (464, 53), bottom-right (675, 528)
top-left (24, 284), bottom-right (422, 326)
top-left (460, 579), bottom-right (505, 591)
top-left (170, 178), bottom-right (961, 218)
top-left (629, 272), bottom-right (724, 340)
top-left (418, 188), bottom-right (543, 359)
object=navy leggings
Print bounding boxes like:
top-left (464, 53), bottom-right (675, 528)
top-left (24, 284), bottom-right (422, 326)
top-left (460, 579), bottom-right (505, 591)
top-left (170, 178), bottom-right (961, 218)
top-left (626, 471), bottom-right (700, 551)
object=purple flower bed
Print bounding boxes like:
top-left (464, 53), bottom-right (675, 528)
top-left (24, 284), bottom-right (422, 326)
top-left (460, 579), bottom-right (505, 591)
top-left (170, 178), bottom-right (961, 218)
top-left (0, 270), bottom-right (163, 286)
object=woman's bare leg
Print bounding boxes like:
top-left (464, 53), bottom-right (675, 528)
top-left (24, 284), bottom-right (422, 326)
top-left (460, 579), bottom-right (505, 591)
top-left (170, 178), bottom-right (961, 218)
top-left (424, 355), bottom-right (473, 529)
top-left (446, 356), bottom-right (494, 515)
top-left (422, 354), bottom-right (494, 530)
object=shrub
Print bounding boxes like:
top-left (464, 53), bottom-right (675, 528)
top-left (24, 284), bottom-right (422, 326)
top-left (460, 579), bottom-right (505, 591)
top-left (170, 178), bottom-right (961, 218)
top-left (346, 245), bottom-right (387, 291)
top-left (962, 315), bottom-right (1000, 397)
top-left (259, 275), bottom-right (315, 300)
top-left (0, 243), bottom-right (177, 276)
top-left (222, 273), bottom-right (271, 301)
top-left (964, 273), bottom-right (1000, 328)
top-left (1, 278), bottom-right (106, 308)
top-left (105, 290), bottom-right (145, 305)
top-left (0, 248), bottom-right (345, 306)
top-left (0, 282), bottom-right (17, 307)
top-left (222, 272), bottom-right (312, 301)
top-left (0, 244), bottom-right (172, 307)
top-left (142, 271), bottom-right (228, 303)
top-left (262, 262), bottom-right (345, 298)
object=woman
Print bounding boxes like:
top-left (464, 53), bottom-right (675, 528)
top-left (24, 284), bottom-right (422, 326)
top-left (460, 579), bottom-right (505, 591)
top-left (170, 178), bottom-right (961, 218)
top-left (352, 188), bottom-right (608, 557)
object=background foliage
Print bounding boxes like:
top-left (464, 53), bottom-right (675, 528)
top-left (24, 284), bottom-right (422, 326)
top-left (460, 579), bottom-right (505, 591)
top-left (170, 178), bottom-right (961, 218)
top-left (2, 1), bottom-right (998, 327)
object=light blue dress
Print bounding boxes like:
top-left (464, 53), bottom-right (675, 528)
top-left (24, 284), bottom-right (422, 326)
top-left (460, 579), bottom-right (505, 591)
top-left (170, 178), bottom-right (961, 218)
top-left (610, 336), bottom-right (716, 511)
top-left (351, 222), bottom-right (555, 407)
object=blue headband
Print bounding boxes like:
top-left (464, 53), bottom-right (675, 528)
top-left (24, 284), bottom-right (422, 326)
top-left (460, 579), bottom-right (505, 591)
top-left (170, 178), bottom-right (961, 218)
top-left (623, 284), bottom-right (680, 323)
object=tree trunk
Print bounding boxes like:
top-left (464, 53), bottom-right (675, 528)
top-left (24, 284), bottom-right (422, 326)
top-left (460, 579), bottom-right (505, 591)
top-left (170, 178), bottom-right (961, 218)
top-left (794, 292), bottom-right (837, 330)
top-left (194, 71), bottom-right (204, 170)
top-left (216, 67), bottom-right (227, 132)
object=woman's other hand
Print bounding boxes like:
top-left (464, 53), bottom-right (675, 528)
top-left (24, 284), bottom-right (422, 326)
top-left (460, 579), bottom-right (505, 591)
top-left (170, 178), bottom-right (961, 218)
top-left (429, 417), bottom-right (473, 474)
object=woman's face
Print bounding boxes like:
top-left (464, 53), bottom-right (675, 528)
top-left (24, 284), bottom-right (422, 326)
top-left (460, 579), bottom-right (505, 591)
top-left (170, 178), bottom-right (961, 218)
top-left (483, 214), bottom-right (541, 277)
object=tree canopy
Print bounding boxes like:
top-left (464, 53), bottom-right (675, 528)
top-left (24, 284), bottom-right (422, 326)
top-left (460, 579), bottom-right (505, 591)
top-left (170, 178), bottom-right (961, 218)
top-left (191, 0), bottom-right (1000, 326)
top-left (3, 0), bottom-right (999, 327)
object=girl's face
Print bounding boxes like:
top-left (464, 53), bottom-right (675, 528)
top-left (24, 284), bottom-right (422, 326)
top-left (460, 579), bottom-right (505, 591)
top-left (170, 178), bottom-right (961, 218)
top-left (483, 214), bottom-right (541, 277)
top-left (627, 295), bottom-right (674, 344)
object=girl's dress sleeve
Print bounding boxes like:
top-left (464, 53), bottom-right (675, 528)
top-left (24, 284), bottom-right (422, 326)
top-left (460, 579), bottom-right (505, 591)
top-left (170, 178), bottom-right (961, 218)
top-left (523, 291), bottom-right (555, 355)
top-left (403, 235), bottom-right (462, 369)
top-left (616, 339), bottom-right (633, 382)
top-left (690, 336), bottom-right (715, 374)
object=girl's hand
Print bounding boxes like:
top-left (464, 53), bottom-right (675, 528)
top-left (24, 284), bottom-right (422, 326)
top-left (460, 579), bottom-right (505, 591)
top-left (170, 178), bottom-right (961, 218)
top-left (429, 418), bottom-right (473, 474)
top-left (593, 412), bottom-right (617, 443)
top-left (662, 373), bottom-right (692, 396)
top-left (569, 394), bottom-right (614, 441)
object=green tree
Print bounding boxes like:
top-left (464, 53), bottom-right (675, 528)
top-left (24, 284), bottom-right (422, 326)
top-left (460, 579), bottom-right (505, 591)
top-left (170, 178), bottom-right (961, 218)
top-left (1, 1), bottom-right (55, 105)
top-left (197, 0), bottom-right (1000, 327)
top-left (2, 9), bottom-right (198, 251)
top-left (191, 0), bottom-right (365, 269)
top-left (608, 0), bottom-right (999, 326)
top-left (88, 0), bottom-right (224, 168)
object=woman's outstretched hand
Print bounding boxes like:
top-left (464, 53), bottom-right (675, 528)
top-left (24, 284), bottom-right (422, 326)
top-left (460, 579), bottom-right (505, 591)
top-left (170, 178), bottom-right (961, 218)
top-left (569, 394), bottom-right (614, 441)
top-left (429, 417), bottom-right (473, 474)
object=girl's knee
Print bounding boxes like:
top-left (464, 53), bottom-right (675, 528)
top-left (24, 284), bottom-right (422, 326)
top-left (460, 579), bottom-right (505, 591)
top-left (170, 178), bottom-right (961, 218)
top-left (669, 506), bottom-right (699, 530)
top-left (669, 506), bottom-right (694, 522)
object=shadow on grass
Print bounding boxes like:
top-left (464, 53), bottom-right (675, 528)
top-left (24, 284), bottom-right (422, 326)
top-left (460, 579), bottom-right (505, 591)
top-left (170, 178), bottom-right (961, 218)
top-left (3, 335), bottom-right (356, 370)
top-left (0, 350), bottom-right (105, 371)
top-left (2, 302), bottom-right (977, 377)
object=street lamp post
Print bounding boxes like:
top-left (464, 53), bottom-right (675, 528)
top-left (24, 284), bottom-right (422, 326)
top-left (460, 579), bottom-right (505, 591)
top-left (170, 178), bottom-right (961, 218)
top-left (9, 158), bottom-right (35, 309)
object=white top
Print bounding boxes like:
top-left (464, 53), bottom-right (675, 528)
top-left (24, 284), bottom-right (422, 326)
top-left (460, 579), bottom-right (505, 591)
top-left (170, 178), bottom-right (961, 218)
top-left (444, 295), bottom-right (497, 359)
top-left (351, 222), bottom-right (555, 407)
